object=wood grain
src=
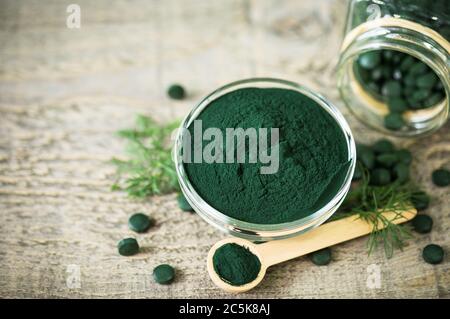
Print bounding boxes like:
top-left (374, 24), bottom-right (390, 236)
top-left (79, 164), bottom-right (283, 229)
top-left (0, 0), bottom-right (449, 298)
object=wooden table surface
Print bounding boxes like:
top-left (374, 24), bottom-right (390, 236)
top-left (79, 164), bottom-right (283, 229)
top-left (0, 0), bottom-right (449, 298)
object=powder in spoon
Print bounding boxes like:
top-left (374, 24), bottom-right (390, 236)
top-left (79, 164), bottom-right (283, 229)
top-left (213, 243), bottom-right (261, 286)
top-left (184, 87), bottom-right (349, 224)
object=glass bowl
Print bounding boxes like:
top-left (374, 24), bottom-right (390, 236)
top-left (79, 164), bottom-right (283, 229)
top-left (173, 78), bottom-right (356, 241)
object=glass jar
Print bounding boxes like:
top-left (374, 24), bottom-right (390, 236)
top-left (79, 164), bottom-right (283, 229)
top-left (337, 0), bottom-right (450, 136)
top-left (173, 78), bottom-right (356, 241)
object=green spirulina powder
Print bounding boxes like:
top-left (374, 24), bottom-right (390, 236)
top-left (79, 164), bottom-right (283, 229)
top-left (213, 243), bottom-right (261, 286)
top-left (184, 87), bottom-right (349, 224)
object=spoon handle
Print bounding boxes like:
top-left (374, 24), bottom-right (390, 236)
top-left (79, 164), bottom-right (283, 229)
top-left (257, 209), bottom-right (416, 267)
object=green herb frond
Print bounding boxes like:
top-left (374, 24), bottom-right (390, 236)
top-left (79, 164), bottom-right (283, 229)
top-left (111, 115), bottom-right (180, 198)
top-left (333, 166), bottom-right (416, 258)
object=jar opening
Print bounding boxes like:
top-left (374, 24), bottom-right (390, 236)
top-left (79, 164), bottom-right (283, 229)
top-left (338, 23), bottom-right (450, 136)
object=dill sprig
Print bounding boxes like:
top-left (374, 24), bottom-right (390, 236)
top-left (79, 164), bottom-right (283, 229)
top-left (111, 115), bottom-right (180, 198)
top-left (332, 167), bottom-right (416, 258)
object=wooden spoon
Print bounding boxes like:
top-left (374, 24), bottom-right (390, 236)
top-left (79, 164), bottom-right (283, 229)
top-left (207, 209), bottom-right (416, 293)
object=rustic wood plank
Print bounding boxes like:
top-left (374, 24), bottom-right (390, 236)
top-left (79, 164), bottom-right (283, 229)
top-left (0, 0), bottom-right (449, 298)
